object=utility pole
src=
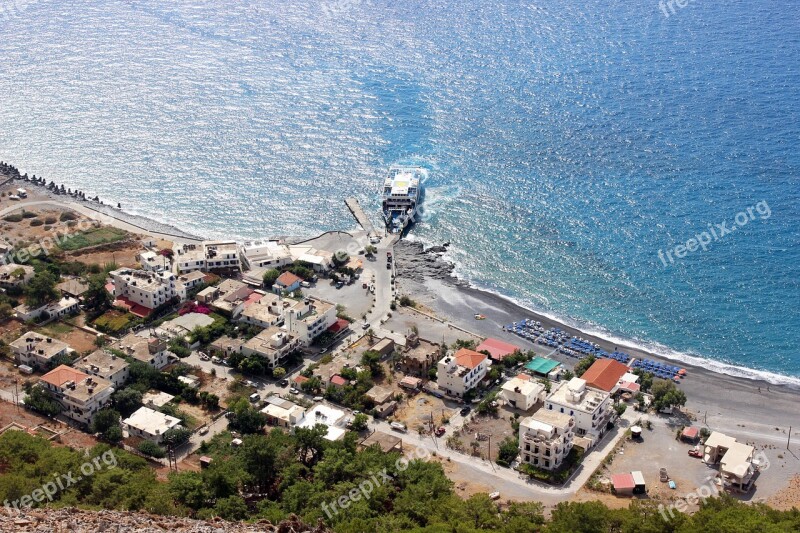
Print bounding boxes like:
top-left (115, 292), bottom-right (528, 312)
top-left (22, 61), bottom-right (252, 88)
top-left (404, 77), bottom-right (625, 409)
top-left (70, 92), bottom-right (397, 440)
top-left (788, 426), bottom-right (792, 450)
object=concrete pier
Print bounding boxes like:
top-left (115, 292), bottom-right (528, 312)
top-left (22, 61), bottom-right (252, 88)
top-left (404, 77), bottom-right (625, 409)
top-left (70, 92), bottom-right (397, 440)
top-left (345, 197), bottom-right (379, 238)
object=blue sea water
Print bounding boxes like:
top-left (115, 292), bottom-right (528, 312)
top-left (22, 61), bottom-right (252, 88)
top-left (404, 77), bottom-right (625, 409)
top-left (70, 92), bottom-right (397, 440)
top-left (0, 1), bottom-right (798, 382)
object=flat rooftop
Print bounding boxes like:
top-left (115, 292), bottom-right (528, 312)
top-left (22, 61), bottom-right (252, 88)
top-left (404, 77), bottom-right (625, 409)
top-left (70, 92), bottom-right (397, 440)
top-left (76, 349), bottom-right (129, 378)
top-left (547, 378), bottom-right (609, 414)
top-left (11, 332), bottom-right (70, 361)
top-left (124, 407), bottom-right (181, 435)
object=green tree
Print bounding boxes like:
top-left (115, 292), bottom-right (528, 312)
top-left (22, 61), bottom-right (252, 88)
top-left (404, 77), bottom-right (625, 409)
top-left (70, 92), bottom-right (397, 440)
top-left (262, 268), bottom-right (281, 289)
top-left (496, 435), bottom-right (519, 466)
top-left (295, 424), bottom-right (328, 467)
top-left (137, 440), bottom-right (166, 458)
top-left (573, 356), bottom-right (596, 377)
top-left (273, 367), bottom-right (286, 379)
top-left (360, 350), bottom-right (384, 378)
top-left (351, 413), bottom-right (369, 431)
top-left (168, 471), bottom-right (207, 510)
top-left (162, 427), bottom-right (192, 446)
top-left (651, 380), bottom-right (687, 412)
top-left (113, 387), bottom-right (143, 416)
top-left (83, 273), bottom-right (111, 318)
top-left (23, 385), bottom-right (62, 416)
top-left (90, 409), bottom-right (122, 442)
top-left (214, 495), bottom-right (249, 520)
top-left (24, 271), bottom-right (59, 307)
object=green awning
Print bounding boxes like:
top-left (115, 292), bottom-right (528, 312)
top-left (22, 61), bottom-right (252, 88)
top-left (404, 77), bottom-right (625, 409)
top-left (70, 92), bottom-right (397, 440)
top-left (525, 357), bottom-right (560, 375)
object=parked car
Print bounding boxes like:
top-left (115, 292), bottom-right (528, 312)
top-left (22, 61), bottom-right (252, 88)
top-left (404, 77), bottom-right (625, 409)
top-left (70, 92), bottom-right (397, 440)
top-left (688, 448), bottom-right (702, 458)
top-left (459, 406), bottom-right (471, 417)
top-left (249, 393), bottom-right (260, 403)
top-left (279, 379), bottom-right (289, 387)
top-left (289, 387), bottom-right (299, 395)
top-left (198, 426), bottom-right (209, 435)
top-left (335, 281), bottom-right (344, 289)
top-left (199, 353), bottom-right (210, 361)
top-left (211, 356), bottom-right (221, 364)
top-left (390, 422), bottom-right (407, 433)
top-left (386, 262), bottom-right (392, 269)
top-left (313, 396), bottom-right (324, 402)
top-left (361, 322), bottom-right (370, 330)
top-left (245, 380), bottom-right (257, 388)
top-left (489, 492), bottom-right (501, 500)
top-left (435, 426), bottom-right (446, 437)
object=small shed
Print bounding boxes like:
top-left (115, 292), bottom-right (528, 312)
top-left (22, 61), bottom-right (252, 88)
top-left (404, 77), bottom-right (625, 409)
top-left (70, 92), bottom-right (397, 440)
top-left (399, 376), bottom-right (421, 390)
top-left (371, 338), bottom-right (395, 356)
top-left (631, 471), bottom-right (646, 494)
top-left (611, 473), bottom-right (636, 496)
top-left (199, 456), bottom-right (213, 469)
top-left (681, 426), bottom-right (699, 442)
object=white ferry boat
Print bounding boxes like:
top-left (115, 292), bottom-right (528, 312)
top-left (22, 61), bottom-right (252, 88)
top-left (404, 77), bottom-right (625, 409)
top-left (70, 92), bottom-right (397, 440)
top-left (381, 166), bottom-right (426, 234)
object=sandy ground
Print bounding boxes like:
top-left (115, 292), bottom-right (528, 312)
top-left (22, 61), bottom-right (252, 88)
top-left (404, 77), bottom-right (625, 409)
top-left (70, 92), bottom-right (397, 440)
top-left (395, 269), bottom-right (800, 501)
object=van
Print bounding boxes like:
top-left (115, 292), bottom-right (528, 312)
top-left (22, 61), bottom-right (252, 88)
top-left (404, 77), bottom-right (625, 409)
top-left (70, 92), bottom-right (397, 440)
top-left (249, 393), bottom-right (260, 403)
top-left (18, 365), bottom-right (33, 375)
top-left (390, 422), bottom-right (407, 433)
top-left (300, 281), bottom-right (311, 288)
top-left (313, 396), bottom-right (324, 402)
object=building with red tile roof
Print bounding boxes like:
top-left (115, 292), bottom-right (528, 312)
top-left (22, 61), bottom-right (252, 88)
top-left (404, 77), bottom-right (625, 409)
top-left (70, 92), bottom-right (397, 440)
top-left (475, 338), bottom-right (520, 361)
top-left (437, 348), bottom-right (490, 398)
top-left (580, 359), bottom-right (630, 393)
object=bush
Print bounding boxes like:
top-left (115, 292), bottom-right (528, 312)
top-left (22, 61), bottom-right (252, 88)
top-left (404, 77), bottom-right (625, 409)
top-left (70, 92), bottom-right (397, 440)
top-left (59, 211), bottom-right (78, 221)
top-left (138, 440), bottom-right (166, 458)
top-left (21, 211), bottom-right (37, 219)
top-left (3, 214), bottom-right (22, 222)
top-left (44, 216), bottom-right (57, 224)
top-left (399, 295), bottom-right (416, 307)
top-left (30, 219), bottom-right (43, 227)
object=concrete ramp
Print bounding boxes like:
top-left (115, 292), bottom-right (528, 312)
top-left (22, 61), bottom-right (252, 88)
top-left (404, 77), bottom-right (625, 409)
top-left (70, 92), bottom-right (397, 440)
top-left (345, 197), bottom-right (379, 238)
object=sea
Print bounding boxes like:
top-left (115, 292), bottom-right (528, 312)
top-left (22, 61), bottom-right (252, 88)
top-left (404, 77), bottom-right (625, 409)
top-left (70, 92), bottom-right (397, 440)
top-left (0, 1), bottom-right (798, 383)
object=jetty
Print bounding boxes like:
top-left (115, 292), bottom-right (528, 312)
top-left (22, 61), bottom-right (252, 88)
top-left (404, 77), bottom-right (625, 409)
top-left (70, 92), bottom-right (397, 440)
top-left (345, 197), bottom-right (379, 239)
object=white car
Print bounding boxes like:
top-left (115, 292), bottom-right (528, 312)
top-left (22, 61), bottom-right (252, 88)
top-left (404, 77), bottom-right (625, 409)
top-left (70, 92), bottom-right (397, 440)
top-left (289, 387), bottom-right (299, 395)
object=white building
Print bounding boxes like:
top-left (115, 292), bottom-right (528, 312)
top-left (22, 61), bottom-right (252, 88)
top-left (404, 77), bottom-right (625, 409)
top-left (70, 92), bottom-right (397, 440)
top-left (175, 244), bottom-right (206, 274)
top-left (39, 365), bottom-right (114, 426)
top-left (123, 406), bottom-right (182, 444)
top-left (436, 348), bottom-right (490, 398)
top-left (294, 403), bottom-right (347, 441)
top-left (703, 432), bottom-right (756, 491)
top-left (288, 244), bottom-right (334, 272)
top-left (206, 279), bottom-right (254, 317)
top-left (75, 349), bottom-right (130, 388)
top-left (519, 410), bottom-right (575, 471)
top-left (14, 297), bottom-right (80, 322)
top-left (500, 375), bottom-right (546, 411)
top-left (261, 395), bottom-right (307, 428)
top-left (138, 250), bottom-right (171, 273)
top-left (174, 270), bottom-right (206, 301)
top-left (10, 332), bottom-right (71, 369)
top-left (111, 332), bottom-right (171, 369)
top-left (202, 240), bottom-right (241, 273)
top-left (241, 326), bottom-right (302, 369)
top-left (0, 263), bottom-right (34, 289)
top-left (544, 378), bottom-right (613, 447)
top-left (284, 297), bottom-right (337, 345)
top-left (110, 268), bottom-right (177, 310)
top-left (240, 240), bottom-right (293, 270)
top-left (238, 292), bottom-right (285, 329)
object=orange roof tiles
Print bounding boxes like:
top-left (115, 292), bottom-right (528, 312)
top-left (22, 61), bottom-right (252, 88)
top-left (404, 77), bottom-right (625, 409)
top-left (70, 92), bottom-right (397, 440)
top-left (41, 365), bottom-right (89, 388)
top-left (454, 348), bottom-right (488, 369)
top-left (275, 271), bottom-right (303, 287)
top-left (580, 359), bottom-right (629, 392)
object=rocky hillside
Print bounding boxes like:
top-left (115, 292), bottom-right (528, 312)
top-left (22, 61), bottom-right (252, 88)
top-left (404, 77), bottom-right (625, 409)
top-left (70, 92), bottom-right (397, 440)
top-left (2, 507), bottom-right (331, 532)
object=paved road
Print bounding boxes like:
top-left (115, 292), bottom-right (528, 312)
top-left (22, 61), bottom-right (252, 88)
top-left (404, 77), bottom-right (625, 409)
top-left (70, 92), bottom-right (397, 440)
top-left (370, 409), bottom-right (637, 504)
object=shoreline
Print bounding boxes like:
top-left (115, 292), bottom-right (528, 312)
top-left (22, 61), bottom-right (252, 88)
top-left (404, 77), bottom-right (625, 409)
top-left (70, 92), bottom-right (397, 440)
top-left (394, 240), bottom-right (800, 437)
top-left (5, 169), bottom-right (800, 432)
